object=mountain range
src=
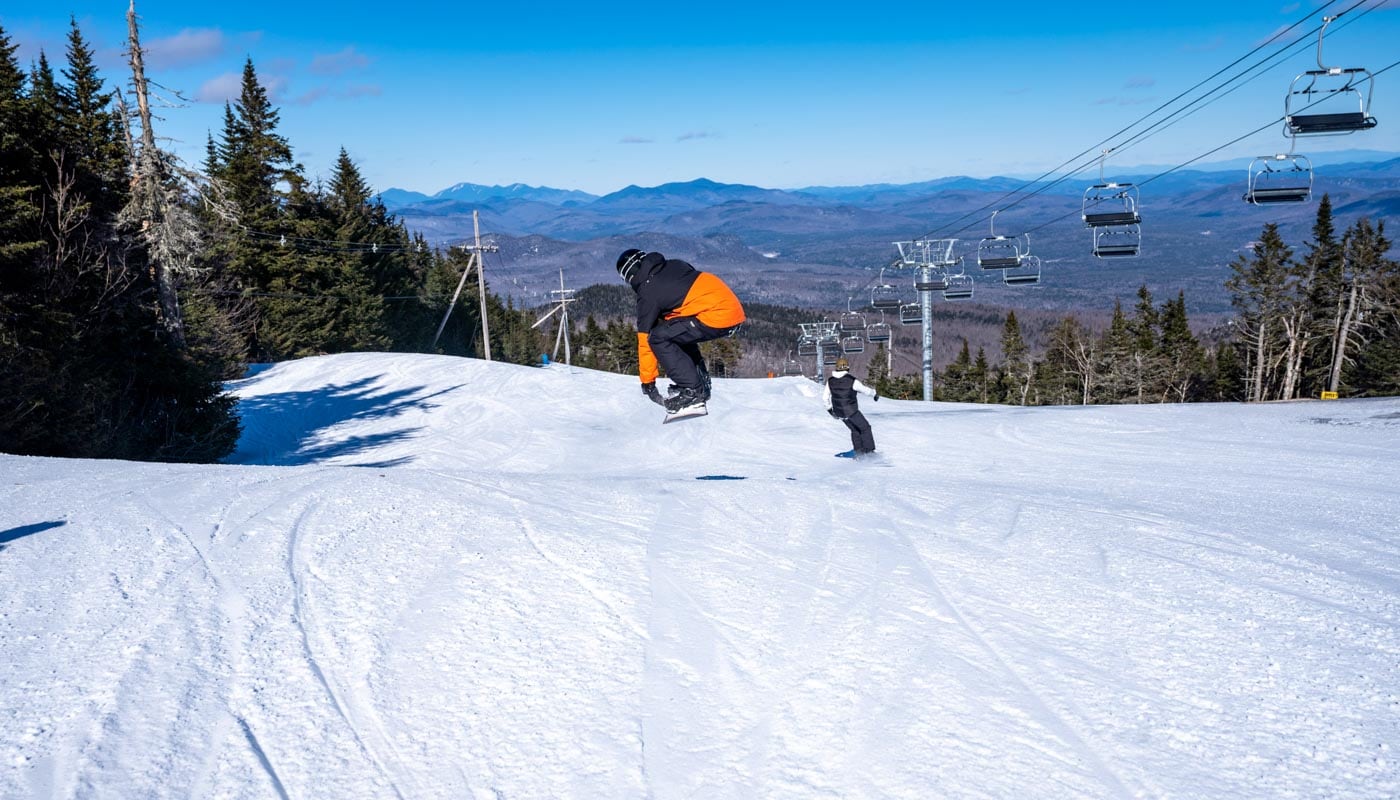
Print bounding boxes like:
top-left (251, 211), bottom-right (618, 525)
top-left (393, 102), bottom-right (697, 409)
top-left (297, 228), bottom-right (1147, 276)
top-left (375, 151), bottom-right (1400, 314)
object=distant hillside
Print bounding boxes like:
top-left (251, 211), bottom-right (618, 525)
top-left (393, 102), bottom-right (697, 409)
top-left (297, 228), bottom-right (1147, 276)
top-left (381, 153), bottom-right (1400, 315)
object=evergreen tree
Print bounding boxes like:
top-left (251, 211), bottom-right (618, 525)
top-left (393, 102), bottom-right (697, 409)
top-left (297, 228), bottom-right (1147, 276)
top-left (1299, 195), bottom-right (1343, 396)
top-left (701, 335), bottom-right (742, 378)
top-left (1337, 218), bottom-right (1399, 395)
top-left (1205, 343), bottom-right (1245, 402)
top-left (1270, 196), bottom-right (1336, 399)
top-left (1097, 300), bottom-right (1135, 403)
top-left (222, 58), bottom-right (292, 224)
top-left (1226, 224), bottom-right (1293, 401)
top-left (1, 19), bottom-right (238, 461)
top-left (214, 58), bottom-right (295, 353)
top-left (999, 311), bottom-right (1033, 405)
top-left (0, 26), bottom-right (40, 270)
top-left (257, 176), bottom-right (389, 357)
top-left (971, 347), bottom-right (992, 403)
top-left (422, 247), bottom-right (482, 356)
top-left (941, 338), bottom-right (972, 401)
top-left (57, 18), bottom-right (126, 213)
top-left (27, 53), bottom-right (61, 168)
top-left (1042, 315), bottom-right (1094, 405)
top-left (326, 147), bottom-right (422, 349)
top-left (1126, 285), bottom-right (1164, 402)
top-left (1158, 291), bottom-right (1203, 402)
top-left (866, 344), bottom-right (891, 392)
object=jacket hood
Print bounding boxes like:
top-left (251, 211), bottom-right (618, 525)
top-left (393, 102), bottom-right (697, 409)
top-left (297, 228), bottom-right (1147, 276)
top-left (626, 251), bottom-right (667, 290)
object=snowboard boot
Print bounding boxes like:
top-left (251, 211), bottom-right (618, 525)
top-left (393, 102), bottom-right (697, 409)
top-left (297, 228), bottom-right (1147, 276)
top-left (697, 364), bottom-right (712, 401)
top-left (664, 386), bottom-right (704, 413)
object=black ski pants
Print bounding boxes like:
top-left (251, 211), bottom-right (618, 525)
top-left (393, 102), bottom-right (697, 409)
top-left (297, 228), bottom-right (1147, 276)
top-left (648, 316), bottom-right (737, 391)
top-left (842, 411), bottom-right (875, 454)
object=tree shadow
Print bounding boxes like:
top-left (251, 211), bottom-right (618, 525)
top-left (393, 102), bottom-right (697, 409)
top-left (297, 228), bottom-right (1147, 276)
top-left (0, 520), bottom-right (66, 553)
top-left (229, 375), bottom-right (464, 467)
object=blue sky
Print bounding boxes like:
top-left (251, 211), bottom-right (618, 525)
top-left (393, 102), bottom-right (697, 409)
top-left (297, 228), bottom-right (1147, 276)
top-left (5, 1), bottom-right (1398, 195)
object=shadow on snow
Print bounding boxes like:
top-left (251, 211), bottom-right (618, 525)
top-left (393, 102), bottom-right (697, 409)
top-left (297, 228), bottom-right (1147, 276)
top-left (228, 375), bottom-right (465, 467)
top-left (0, 520), bottom-right (66, 553)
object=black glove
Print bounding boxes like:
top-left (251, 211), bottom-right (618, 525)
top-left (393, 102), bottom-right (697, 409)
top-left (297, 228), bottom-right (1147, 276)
top-left (642, 382), bottom-right (665, 406)
top-left (873, 393), bottom-right (879, 401)
top-left (828, 409), bottom-right (842, 420)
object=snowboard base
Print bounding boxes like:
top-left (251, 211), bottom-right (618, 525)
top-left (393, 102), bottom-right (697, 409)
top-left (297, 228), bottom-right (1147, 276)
top-left (663, 403), bottom-right (708, 424)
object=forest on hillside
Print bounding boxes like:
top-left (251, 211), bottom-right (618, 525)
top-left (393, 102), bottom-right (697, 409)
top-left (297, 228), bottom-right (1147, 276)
top-left (2, 12), bottom-right (1397, 463)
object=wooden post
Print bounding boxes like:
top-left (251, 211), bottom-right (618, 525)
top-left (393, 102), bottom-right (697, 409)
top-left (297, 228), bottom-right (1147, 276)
top-left (473, 211), bottom-right (491, 361)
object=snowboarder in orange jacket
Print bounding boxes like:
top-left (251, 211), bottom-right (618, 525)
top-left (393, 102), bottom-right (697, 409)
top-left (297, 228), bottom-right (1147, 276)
top-left (616, 249), bottom-right (745, 415)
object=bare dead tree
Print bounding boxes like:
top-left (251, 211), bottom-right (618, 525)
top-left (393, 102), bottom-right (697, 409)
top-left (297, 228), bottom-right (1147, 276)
top-left (118, 0), bottom-right (241, 349)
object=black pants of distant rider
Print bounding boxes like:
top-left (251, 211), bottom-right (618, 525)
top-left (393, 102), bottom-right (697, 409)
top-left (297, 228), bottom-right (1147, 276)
top-left (842, 411), bottom-right (875, 454)
top-left (647, 316), bottom-right (737, 392)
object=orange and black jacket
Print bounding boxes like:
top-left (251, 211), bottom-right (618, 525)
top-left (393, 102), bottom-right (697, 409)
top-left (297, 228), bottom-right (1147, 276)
top-left (625, 252), bottom-right (745, 384)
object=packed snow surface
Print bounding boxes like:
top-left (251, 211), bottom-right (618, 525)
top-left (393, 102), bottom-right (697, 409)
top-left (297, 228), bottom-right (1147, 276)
top-left (3, 352), bottom-right (1399, 799)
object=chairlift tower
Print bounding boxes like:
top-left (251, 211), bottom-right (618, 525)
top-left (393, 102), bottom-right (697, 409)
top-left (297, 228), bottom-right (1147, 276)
top-left (799, 321), bottom-right (840, 379)
top-left (895, 238), bottom-right (957, 402)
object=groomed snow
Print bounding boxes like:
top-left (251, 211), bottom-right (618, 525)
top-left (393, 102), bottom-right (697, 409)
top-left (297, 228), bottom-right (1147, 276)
top-left (2, 352), bottom-right (1398, 798)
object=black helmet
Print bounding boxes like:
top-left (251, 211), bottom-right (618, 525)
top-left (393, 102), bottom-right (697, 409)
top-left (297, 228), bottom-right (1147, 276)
top-left (616, 249), bottom-right (647, 282)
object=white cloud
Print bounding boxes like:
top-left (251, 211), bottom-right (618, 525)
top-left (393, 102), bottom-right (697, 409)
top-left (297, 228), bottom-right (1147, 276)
top-left (196, 72), bottom-right (242, 104)
top-left (310, 46), bottom-right (371, 76)
top-left (620, 136), bottom-right (653, 144)
top-left (197, 71), bottom-right (289, 104)
top-left (342, 84), bottom-right (382, 99)
top-left (144, 28), bottom-right (225, 69)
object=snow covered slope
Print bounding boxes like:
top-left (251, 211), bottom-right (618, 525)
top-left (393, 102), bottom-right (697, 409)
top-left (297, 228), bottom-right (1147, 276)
top-left (3, 353), bottom-right (1399, 799)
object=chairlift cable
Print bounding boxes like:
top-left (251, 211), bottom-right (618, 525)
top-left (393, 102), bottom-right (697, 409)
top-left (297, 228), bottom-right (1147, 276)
top-left (1018, 58), bottom-right (1397, 237)
top-left (895, 0), bottom-right (1366, 253)
top-left (931, 1), bottom-right (1368, 242)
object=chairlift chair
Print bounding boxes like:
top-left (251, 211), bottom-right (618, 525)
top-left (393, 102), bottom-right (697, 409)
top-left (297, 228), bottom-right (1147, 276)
top-left (1245, 153), bottom-right (1314, 204)
top-left (977, 211), bottom-right (1027, 269)
top-left (839, 299), bottom-right (868, 331)
top-left (866, 319), bottom-right (892, 343)
top-left (1284, 16), bottom-right (1378, 137)
top-left (1083, 183), bottom-right (1142, 227)
top-left (782, 358), bottom-right (804, 377)
top-left (1002, 255), bottom-right (1042, 286)
top-left (797, 337), bottom-right (818, 357)
top-left (821, 348), bottom-right (840, 366)
top-left (1093, 226), bottom-right (1141, 258)
top-left (842, 334), bottom-right (866, 354)
top-left (870, 283), bottom-right (902, 310)
top-left (899, 302), bottom-right (922, 326)
top-left (943, 273), bottom-right (974, 301)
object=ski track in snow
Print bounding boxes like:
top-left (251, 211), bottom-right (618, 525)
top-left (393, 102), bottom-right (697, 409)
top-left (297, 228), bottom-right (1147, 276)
top-left (3, 354), bottom-right (1400, 799)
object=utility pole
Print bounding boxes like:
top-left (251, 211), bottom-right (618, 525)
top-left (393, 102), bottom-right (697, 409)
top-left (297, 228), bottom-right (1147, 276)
top-left (466, 211), bottom-right (499, 361)
top-left (531, 268), bottom-right (576, 366)
top-left (431, 210), bottom-right (499, 355)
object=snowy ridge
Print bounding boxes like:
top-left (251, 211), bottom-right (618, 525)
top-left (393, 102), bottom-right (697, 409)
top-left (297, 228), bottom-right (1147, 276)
top-left (2, 352), bottom-right (1399, 798)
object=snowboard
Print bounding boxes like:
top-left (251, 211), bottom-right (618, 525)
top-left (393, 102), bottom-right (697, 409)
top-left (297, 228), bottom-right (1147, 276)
top-left (662, 402), bottom-right (708, 424)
